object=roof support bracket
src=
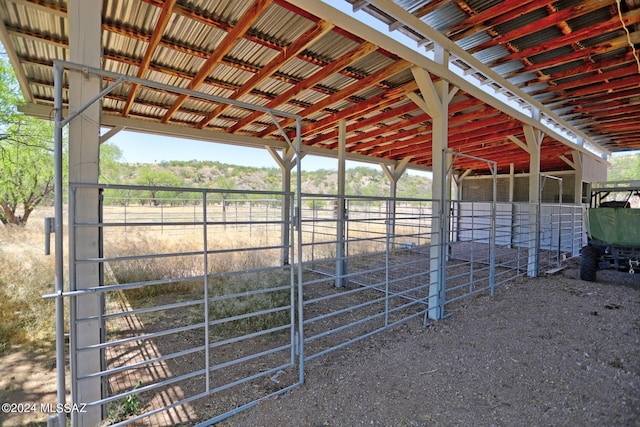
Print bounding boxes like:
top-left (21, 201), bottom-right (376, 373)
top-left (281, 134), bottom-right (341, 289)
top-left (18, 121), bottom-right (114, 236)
top-left (410, 63), bottom-right (458, 118)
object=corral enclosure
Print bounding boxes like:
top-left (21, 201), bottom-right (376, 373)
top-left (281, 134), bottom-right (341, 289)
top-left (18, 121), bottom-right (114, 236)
top-left (5, 0), bottom-right (640, 423)
top-left (63, 180), bottom-right (585, 425)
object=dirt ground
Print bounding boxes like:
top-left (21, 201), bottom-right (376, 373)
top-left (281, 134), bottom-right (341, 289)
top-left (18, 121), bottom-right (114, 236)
top-left (223, 258), bottom-right (640, 427)
top-left (1, 258), bottom-right (639, 426)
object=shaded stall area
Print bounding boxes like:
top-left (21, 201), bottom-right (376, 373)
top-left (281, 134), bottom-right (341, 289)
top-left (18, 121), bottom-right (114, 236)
top-left (9, 0), bottom-right (635, 423)
top-left (54, 182), bottom-right (587, 425)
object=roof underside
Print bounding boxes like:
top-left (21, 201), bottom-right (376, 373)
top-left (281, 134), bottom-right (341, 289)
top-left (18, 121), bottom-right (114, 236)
top-left (1, 0), bottom-right (639, 174)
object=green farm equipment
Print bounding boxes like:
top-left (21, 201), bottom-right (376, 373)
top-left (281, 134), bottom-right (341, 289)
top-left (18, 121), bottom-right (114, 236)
top-left (580, 182), bottom-right (640, 281)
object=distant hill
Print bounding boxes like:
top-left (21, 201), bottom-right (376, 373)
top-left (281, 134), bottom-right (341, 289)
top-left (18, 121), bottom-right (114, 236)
top-left (103, 160), bottom-right (432, 203)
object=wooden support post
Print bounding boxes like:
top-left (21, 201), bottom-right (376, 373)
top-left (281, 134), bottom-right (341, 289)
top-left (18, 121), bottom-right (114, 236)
top-left (381, 157), bottom-right (409, 243)
top-left (410, 44), bottom-right (458, 321)
top-left (336, 119), bottom-right (348, 287)
top-left (524, 123), bottom-right (544, 277)
top-left (68, 0), bottom-right (102, 424)
top-left (267, 146), bottom-right (302, 266)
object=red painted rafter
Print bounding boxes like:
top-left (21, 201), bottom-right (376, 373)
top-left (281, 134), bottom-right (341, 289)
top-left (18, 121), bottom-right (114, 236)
top-left (498, 10), bottom-right (640, 68)
top-left (122, 0), bottom-right (177, 118)
top-left (470, 0), bottom-right (615, 55)
top-left (254, 59), bottom-right (412, 138)
top-left (161, 0), bottom-right (273, 123)
top-left (195, 19), bottom-right (334, 129)
top-left (446, 0), bottom-right (542, 38)
top-left (227, 42), bottom-right (379, 134)
top-left (316, 97), bottom-right (489, 150)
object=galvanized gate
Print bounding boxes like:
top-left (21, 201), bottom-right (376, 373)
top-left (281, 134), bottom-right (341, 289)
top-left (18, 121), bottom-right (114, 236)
top-left (70, 184), bottom-right (302, 426)
top-left (47, 61), bottom-right (305, 426)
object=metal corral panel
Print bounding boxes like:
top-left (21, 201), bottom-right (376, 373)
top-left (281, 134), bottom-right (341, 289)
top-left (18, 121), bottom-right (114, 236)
top-left (455, 202), bottom-right (512, 246)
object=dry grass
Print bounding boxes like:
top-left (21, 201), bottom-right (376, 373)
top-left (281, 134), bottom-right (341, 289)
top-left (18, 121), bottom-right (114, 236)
top-left (0, 205), bottom-right (287, 355)
top-left (100, 217), bottom-right (291, 342)
top-left (0, 206), bottom-right (57, 354)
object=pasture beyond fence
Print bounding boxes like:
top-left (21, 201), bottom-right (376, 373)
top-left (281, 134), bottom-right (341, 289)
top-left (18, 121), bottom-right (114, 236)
top-left (49, 183), bottom-right (584, 426)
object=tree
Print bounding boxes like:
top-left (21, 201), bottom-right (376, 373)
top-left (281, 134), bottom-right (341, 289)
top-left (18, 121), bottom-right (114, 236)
top-left (0, 54), bottom-right (55, 226)
top-left (99, 142), bottom-right (123, 183)
top-left (134, 166), bottom-right (183, 205)
top-left (608, 153), bottom-right (640, 181)
top-left (215, 176), bottom-right (235, 226)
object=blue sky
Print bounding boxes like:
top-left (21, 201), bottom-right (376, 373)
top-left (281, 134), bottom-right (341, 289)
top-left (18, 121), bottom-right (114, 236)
top-left (106, 129), bottom-right (399, 172)
top-left (106, 130), bottom-right (433, 177)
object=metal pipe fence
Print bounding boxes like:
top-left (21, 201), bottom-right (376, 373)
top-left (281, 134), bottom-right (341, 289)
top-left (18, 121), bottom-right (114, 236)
top-left (54, 183), bottom-right (299, 426)
top-left (48, 185), bottom-right (586, 426)
top-left (101, 197), bottom-right (284, 238)
top-left (298, 194), bottom-right (439, 360)
top-left (446, 201), bottom-right (585, 305)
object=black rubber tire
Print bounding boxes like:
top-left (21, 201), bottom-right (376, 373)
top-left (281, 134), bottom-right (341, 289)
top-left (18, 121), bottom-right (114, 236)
top-left (580, 245), bottom-right (598, 281)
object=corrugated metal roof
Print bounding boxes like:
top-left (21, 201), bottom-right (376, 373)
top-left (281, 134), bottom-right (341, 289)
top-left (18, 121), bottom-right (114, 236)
top-left (420, 2), bottom-right (467, 33)
top-left (0, 0), bottom-right (638, 175)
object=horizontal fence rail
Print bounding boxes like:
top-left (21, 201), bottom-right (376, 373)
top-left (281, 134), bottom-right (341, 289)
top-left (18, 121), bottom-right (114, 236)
top-left (61, 183), bottom-right (300, 426)
top-left (299, 194), bottom-right (439, 360)
top-left (50, 183), bottom-right (586, 426)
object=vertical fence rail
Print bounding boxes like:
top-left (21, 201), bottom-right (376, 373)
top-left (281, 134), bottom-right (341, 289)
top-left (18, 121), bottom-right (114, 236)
top-left (299, 194), bottom-right (438, 361)
top-left (47, 185), bottom-right (588, 425)
top-left (49, 184), bottom-right (302, 426)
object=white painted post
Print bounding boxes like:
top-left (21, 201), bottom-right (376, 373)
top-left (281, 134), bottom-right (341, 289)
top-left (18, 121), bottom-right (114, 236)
top-left (524, 123), bottom-right (544, 277)
top-left (504, 163), bottom-right (513, 249)
top-left (381, 158), bottom-right (409, 244)
top-left (410, 45), bottom-right (456, 321)
top-left (409, 51), bottom-right (457, 320)
top-left (336, 119), bottom-right (347, 287)
top-left (267, 146), bottom-right (299, 266)
top-left (68, 0), bottom-right (103, 424)
top-left (572, 150), bottom-right (584, 205)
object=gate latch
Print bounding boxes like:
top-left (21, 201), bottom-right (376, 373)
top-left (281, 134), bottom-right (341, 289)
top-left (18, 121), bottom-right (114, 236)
top-left (44, 217), bottom-right (55, 255)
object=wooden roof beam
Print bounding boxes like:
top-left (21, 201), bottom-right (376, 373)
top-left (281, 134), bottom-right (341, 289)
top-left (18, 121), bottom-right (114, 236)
top-left (255, 59), bottom-right (412, 138)
top-left (571, 99), bottom-right (640, 114)
top-left (517, 51), bottom-right (639, 88)
top-left (470, 0), bottom-right (615, 54)
top-left (161, 0), bottom-right (273, 123)
top-left (290, 0), bottom-right (609, 156)
top-left (374, 136), bottom-right (432, 158)
top-left (327, 110), bottom-right (430, 150)
top-left (142, 0), bottom-right (286, 52)
top-left (297, 80), bottom-right (418, 138)
top-left (196, 19), bottom-right (334, 129)
top-left (498, 9), bottom-right (640, 65)
top-left (361, 110), bottom-right (508, 157)
top-left (305, 101), bottom-right (420, 147)
top-left (550, 87), bottom-right (640, 111)
top-left (357, 126), bottom-right (432, 155)
top-left (446, 0), bottom-right (542, 39)
top-left (560, 74), bottom-right (640, 98)
top-left (319, 98), bottom-right (494, 151)
top-left (227, 41), bottom-right (378, 133)
top-left (572, 110), bottom-right (640, 127)
top-left (122, 0), bottom-right (177, 117)
top-left (511, 32), bottom-right (640, 77)
top-left (530, 63), bottom-right (640, 96)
